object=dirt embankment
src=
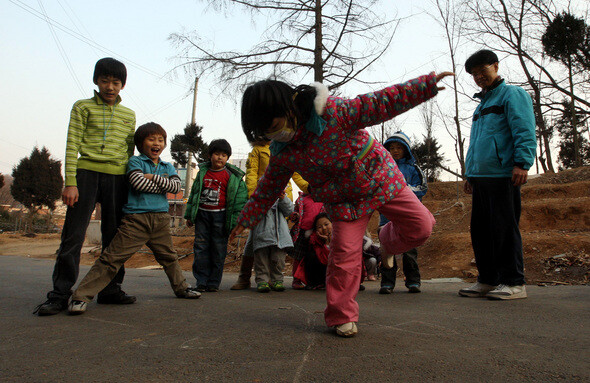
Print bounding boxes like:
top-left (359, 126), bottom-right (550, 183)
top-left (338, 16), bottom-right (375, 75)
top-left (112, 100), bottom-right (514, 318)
top-left (1, 167), bottom-right (588, 285)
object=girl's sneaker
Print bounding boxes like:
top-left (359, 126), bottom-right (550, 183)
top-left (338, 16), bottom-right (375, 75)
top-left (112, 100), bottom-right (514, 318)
top-left (257, 282), bottom-right (271, 293)
top-left (335, 322), bottom-right (358, 337)
top-left (270, 281), bottom-right (285, 292)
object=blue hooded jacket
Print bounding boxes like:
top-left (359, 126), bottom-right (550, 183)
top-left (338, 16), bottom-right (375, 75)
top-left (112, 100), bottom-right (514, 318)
top-left (380, 132), bottom-right (427, 226)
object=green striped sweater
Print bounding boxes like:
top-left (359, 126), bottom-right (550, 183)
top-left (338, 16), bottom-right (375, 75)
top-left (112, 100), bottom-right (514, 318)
top-left (64, 91), bottom-right (136, 186)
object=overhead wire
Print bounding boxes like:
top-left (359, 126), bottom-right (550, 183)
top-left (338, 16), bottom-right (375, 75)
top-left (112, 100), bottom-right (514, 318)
top-left (36, 0), bottom-right (85, 97)
top-left (8, 0), bottom-right (189, 90)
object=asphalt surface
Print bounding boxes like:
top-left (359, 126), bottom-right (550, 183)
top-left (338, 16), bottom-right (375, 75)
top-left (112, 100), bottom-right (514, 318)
top-left (0, 255), bottom-right (588, 382)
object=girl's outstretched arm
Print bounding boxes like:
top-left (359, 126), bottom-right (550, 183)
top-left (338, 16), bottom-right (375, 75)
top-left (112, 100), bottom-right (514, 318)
top-left (336, 72), bottom-right (453, 131)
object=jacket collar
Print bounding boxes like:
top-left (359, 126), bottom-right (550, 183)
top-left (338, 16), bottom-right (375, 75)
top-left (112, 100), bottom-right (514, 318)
top-left (474, 78), bottom-right (505, 100)
top-left (137, 153), bottom-right (167, 166)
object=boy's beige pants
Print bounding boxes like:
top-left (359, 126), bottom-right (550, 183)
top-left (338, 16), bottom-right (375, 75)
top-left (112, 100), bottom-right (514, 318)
top-left (73, 212), bottom-right (188, 302)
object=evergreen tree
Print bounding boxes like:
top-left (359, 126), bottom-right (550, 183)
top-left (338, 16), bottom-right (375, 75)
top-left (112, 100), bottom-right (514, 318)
top-left (411, 135), bottom-right (445, 182)
top-left (555, 101), bottom-right (590, 170)
top-left (170, 123), bottom-right (209, 167)
top-left (11, 147), bottom-right (63, 216)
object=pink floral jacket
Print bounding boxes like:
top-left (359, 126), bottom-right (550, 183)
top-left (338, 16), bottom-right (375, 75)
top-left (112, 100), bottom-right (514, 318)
top-left (238, 73), bottom-right (438, 228)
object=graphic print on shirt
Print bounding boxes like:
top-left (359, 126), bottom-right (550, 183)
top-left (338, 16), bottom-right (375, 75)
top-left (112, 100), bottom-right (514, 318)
top-left (199, 168), bottom-right (230, 211)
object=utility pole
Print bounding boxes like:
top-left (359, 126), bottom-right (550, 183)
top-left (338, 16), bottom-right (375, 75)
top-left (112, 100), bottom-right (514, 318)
top-left (185, 77), bottom-right (199, 197)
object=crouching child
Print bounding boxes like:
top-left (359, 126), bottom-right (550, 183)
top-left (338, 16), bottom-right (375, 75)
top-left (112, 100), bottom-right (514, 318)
top-left (69, 122), bottom-right (200, 315)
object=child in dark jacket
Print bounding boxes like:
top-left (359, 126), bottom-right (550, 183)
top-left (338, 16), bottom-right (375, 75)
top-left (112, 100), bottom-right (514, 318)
top-left (379, 131), bottom-right (427, 294)
top-left (184, 139), bottom-right (248, 292)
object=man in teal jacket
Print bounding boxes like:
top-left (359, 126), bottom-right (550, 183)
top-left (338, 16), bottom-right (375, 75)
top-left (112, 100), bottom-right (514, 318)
top-left (459, 50), bottom-right (536, 300)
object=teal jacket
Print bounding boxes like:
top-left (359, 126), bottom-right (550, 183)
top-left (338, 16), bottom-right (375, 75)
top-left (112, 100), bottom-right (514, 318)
top-left (465, 80), bottom-right (537, 178)
top-left (184, 162), bottom-right (248, 232)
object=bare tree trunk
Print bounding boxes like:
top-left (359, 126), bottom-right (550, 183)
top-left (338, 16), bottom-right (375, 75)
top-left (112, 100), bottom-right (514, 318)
top-left (568, 62), bottom-right (580, 167)
top-left (314, 0), bottom-right (323, 83)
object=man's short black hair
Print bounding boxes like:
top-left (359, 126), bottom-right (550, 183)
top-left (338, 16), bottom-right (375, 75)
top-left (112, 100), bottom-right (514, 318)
top-left (93, 57), bottom-right (127, 86)
top-left (465, 50), bottom-right (499, 74)
top-left (134, 122), bottom-right (167, 153)
top-left (208, 139), bottom-right (232, 158)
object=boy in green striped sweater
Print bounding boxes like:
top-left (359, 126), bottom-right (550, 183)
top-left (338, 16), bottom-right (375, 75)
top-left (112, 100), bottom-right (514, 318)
top-left (35, 58), bottom-right (137, 316)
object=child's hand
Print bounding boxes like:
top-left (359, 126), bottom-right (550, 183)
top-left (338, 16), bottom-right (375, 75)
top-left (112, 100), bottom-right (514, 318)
top-left (144, 173), bottom-right (154, 180)
top-left (435, 71), bottom-right (455, 90)
top-left (229, 224), bottom-right (245, 242)
top-left (186, 219), bottom-right (193, 227)
top-left (62, 186), bottom-right (79, 207)
top-left (318, 230), bottom-right (332, 245)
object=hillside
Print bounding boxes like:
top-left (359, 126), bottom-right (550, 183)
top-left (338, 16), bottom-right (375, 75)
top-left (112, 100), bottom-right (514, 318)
top-left (1, 167), bottom-right (588, 285)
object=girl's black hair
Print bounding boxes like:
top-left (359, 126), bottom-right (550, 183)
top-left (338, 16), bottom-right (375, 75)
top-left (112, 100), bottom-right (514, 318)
top-left (93, 57), bottom-right (127, 86)
top-left (465, 50), bottom-right (499, 74)
top-left (208, 138), bottom-right (232, 158)
top-left (241, 80), bottom-right (317, 142)
top-left (134, 122), bottom-right (167, 153)
top-left (313, 212), bottom-right (330, 231)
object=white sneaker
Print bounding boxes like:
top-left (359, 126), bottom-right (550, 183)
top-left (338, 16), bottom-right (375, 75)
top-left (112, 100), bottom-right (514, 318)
top-left (458, 282), bottom-right (498, 297)
top-left (68, 300), bottom-right (88, 315)
top-left (487, 284), bottom-right (527, 300)
top-left (335, 322), bottom-right (358, 337)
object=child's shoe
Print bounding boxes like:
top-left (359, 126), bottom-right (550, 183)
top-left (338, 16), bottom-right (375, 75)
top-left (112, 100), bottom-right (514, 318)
top-left (270, 281), bottom-right (285, 292)
top-left (206, 286), bottom-right (219, 292)
top-left (33, 298), bottom-right (68, 316)
top-left (379, 286), bottom-right (394, 294)
top-left (292, 280), bottom-right (305, 290)
top-left (176, 287), bottom-right (202, 299)
top-left (358, 284), bottom-right (365, 291)
top-left (97, 290), bottom-right (136, 304)
top-left (230, 278), bottom-right (251, 290)
top-left (68, 300), bottom-right (88, 315)
top-left (486, 284), bottom-right (527, 300)
top-left (196, 285), bottom-right (207, 292)
top-left (335, 322), bottom-right (358, 337)
top-left (407, 284), bottom-right (421, 293)
top-left (257, 282), bottom-right (271, 293)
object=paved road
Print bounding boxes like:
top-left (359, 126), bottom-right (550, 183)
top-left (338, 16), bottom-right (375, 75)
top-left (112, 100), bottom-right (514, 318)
top-left (1, 255), bottom-right (588, 382)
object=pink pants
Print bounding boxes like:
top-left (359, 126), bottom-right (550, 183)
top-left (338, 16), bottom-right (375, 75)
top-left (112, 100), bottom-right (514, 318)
top-left (324, 186), bottom-right (435, 327)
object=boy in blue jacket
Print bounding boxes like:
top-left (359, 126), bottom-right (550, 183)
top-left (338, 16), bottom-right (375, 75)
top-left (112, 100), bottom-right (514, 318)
top-left (68, 122), bottom-right (201, 315)
top-left (458, 50), bottom-right (536, 300)
top-left (379, 131), bottom-right (427, 294)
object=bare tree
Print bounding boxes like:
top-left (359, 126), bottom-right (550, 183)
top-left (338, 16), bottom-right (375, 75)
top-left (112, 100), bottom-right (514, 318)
top-left (170, 0), bottom-right (399, 91)
top-left (429, 0), bottom-right (468, 176)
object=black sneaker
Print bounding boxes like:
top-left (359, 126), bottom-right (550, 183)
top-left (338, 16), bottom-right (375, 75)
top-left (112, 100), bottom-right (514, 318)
top-left (206, 286), bottom-right (219, 292)
top-left (379, 286), bottom-right (394, 294)
top-left (33, 299), bottom-right (68, 316)
top-left (196, 285), bottom-right (207, 292)
top-left (97, 291), bottom-right (136, 304)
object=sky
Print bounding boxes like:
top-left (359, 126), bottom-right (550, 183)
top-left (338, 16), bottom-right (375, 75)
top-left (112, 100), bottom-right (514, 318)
top-left (0, 0), bottom-right (496, 180)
